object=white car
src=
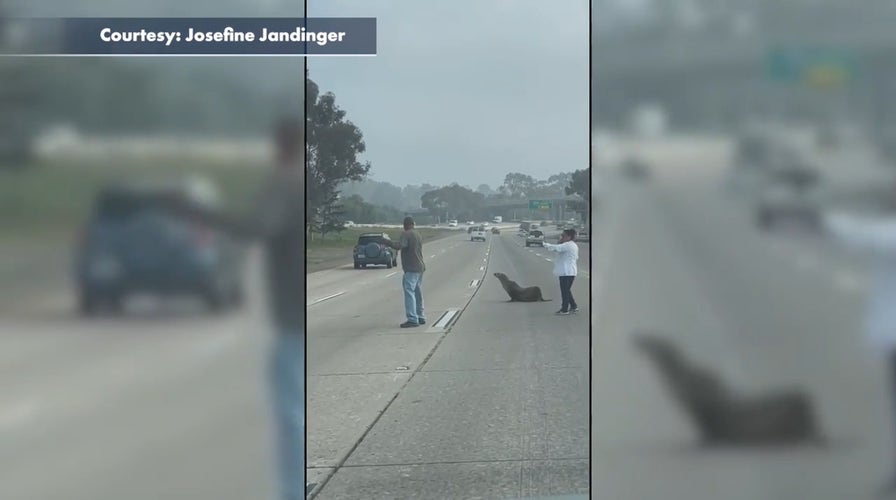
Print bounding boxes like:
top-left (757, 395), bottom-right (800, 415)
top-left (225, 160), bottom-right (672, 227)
top-left (470, 226), bottom-right (487, 242)
top-left (448, 220), bottom-right (458, 227)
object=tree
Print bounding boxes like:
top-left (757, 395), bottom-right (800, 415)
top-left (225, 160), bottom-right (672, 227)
top-left (565, 168), bottom-right (591, 225)
top-left (308, 191), bottom-right (346, 239)
top-left (421, 183), bottom-right (485, 221)
top-left (501, 172), bottom-right (537, 198)
top-left (306, 73), bottom-right (371, 236)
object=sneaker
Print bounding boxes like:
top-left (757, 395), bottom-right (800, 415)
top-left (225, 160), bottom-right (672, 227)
top-left (418, 319), bottom-right (426, 325)
top-left (570, 307), bottom-right (579, 314)
top-left (400, 321), bottom-right (420, 328)
top-left (555, 310), bottom-right (570, 315)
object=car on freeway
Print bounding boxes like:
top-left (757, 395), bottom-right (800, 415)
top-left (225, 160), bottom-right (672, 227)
top-left (482, 221), bottom-right (490, 227)
top-left (525, 230), bottom-right (545, 247)
top-left (754, 165), bottom-right (823, 231)
top-left (519, 221), bottom-right (532, 233)
top-left (466, 220), bottom-right (475, 225)
top-left (471, 226), bottom-right (487, 242)
top-left (353, 233), bottom-right (398, 269)
top-left (74, 177), bottom-right (246, 315)
top-left (491, 227), bottom-right (500, 235)
top-left (448, 219), bottom-right (458, 227)
top-left (576, 229), bottom-right (590, 242)
top-left (725, 132), bottom-right (804, 196)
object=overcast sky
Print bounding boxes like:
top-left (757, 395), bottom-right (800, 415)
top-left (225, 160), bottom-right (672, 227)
top-left (308, 1), bottom-right (589, 189)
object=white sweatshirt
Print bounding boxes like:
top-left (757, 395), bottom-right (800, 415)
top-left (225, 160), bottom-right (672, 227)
top-left (825, 211), bottom-right (896, 351)
top-left (543, 241), bottom-right (579, 277)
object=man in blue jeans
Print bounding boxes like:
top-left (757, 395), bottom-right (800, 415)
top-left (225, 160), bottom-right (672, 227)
top-left (381, 217), bottom-right (426, 328)
top-left (173, 117), bottom-right (305, 499)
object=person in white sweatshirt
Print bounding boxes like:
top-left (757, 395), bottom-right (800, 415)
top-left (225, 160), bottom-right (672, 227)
top-left (543, 228), bottom-right (580, 315)
top-left (823, 209), bottom-right (896, 494)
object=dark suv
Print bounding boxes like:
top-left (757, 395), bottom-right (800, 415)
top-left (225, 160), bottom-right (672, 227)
top-left (75, 178), bottom-right (246, 315)
top-left (354, 233), bottom-right (397, 269)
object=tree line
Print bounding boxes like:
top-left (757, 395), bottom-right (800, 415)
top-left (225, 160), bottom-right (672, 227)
top-left (304, 72), bottom-right (590, 238)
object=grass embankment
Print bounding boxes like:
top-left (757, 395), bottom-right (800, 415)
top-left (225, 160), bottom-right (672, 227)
top-left (307, 226), bottom-right (455, 272)
top-left (0, 158), bottom-right (265, 243)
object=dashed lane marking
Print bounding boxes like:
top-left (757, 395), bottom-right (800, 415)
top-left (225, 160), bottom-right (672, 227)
top-left (307, 291), bottom-right (346, 306)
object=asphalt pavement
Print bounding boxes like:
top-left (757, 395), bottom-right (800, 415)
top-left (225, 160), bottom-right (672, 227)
top-left (306, 225), bottom-right (591, 499)
top-left (592, 137), bottom-right (896, 500)
top-left (0, 250), bottom-right (279, 500)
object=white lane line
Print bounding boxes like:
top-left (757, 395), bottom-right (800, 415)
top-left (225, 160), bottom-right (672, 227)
top-left (433, 309), bottom-right (459, 329)
top-left (385, 272), bottom-right (398, 278)
top-left (470, 279), bottom-right (479, 287)
top-left (307, 291), bottom-right (346, 306)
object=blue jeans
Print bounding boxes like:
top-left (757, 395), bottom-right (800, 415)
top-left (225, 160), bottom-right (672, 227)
top-left (270, 330), bottom-right (304, 500)
top-left (402, 271), bottom-right (425, 324)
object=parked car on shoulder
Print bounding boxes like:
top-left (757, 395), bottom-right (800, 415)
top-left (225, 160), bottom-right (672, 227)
top-left (353, 233), bottom-right (398, 269)
top-left (75, 177), bottom-right (246, 315)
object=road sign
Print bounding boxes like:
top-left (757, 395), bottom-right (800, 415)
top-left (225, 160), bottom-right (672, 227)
top-left (765, 46), bottom-right (857, 88)
top-left (528, 200), bottom-right (552, 211)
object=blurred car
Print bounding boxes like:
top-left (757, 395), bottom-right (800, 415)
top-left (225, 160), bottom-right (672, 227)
top-left (343, 220), bottom-right (356, 227)
top-left (755, 167), bottom-right (823, 231)
top-left (75, 178), bottom-right (245, 315)
top-left (467, 226), bottom-right (476, 234)
top-left (525, 230), bottom-right (545, 247)
top-left (491, 227), bottom-right (500, 235)
top-left (354, 233), bottom-right (397, 269)
top-left (577, 229), bottom-right (590, 242)
top-left (726, 136), bottom-right (806, 196)
top-left (471, 226), bottom-right (487, 242)
top-left (448, 220), bottom-right (458, 227)
top-left (482, 221), bottom-right (490, 227)
top-left (466, 220), bottom-right (475, 225)
top-left (621, 157), bottom-right (651, 181)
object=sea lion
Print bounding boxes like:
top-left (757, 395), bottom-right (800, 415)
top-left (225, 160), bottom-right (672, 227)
top-left (632, 331), bottom-right (825, 446)
top-left (493, 272), bottom-right (552, 302)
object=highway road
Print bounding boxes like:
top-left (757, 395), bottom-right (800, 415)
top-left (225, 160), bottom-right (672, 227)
top-left (0, 252), bottom-right (279, 500)
top-left (306, 225), bottom-right (591, 499)
top-left (592, 137), bottom-right (896, 499)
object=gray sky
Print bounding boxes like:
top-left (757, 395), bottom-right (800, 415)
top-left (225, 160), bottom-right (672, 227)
top-left (308, 0), bottom-right (589, 189)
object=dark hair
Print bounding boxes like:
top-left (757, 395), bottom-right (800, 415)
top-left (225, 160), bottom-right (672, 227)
top-left (403, 216), bottom-right (415, 227)
top-left (563, 229), bottom-right (577, 240)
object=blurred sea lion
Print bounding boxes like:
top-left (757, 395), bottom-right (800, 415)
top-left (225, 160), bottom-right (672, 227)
top-left (632, 331), bottom-right (825, 446)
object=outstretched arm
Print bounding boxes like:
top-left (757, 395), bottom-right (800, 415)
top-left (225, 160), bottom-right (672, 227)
top-left (824, 211), bottom-right (896, 254)
top-left (173, 175), bottom-right (300, 240)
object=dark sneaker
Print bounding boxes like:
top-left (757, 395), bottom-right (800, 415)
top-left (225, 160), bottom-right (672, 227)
top-left (400, 321), bottom-right (420, 328)
top-left (418, 319), bottom-right (426, 325)
top-left (570, 307), bottom-right (579, 314)
top-left (555, 310), bottom-right (570, 315)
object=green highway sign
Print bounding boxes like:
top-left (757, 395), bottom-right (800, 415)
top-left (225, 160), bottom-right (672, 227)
top-left (529, 200), bottom-right (552, 211)
top-left (765, 46), bottom-right (858, 89)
